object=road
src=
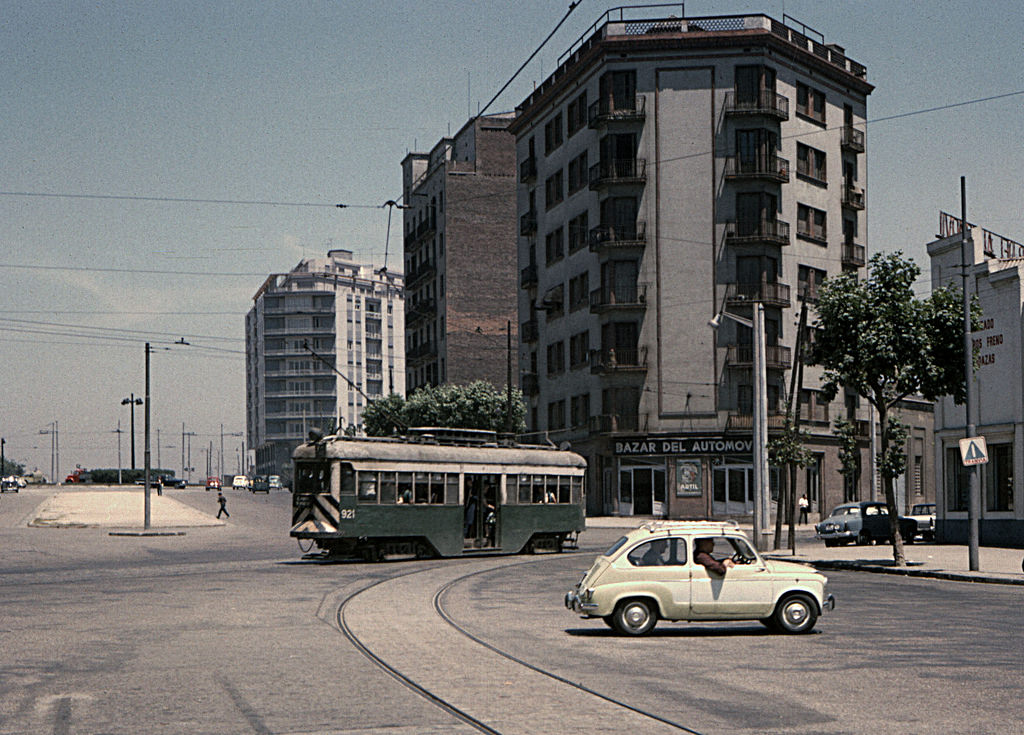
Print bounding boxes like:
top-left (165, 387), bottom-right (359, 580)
top-left (0, 488), bottom-right (1019, 734)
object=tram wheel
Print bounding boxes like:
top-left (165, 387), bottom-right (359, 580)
top-left (414, 541), bottom-right (434, 559)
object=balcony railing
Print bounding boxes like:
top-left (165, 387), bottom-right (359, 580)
top-left (723, 90), bottom-right (789, 120)
top-left (725, 281), bottom-right (791, 308)
top-left (415, 218), bottom-right (436, 241)
top-left (406, 298), bottom-right (436, 324)
top-left (842, 242), bottom-right (866, 268)
top-left (842, 185), bottom-right (866, 210)
top-left (519, 156), bottom-right (538, 184)
top-left (723, 155), bottom-right (790, 183)
top-left (726, 411), bottom-right (789, 433)
top-left (589, 220), bottom-right (647, 252)
top-left (589, 413), bottom-right (649, 435)
top-left (724, 218), bottom-right (790, 246)
top-left (405, 258), bottom-right (436, 289)
top-left (841, 126), bottom-right (865, 153)
top-left (589, 158), bottom-right (647, 189)
top-left (590, 347), bottom-right (647, 373)
top-left (588, 94), bottom-right (646, 128)
top-left (520, 263), bottom-right (538, 288)
top-left (520, 210), bottom-right (538, 237)
top-left (406, 341), bottom-right (437, 362)
top-left (725, 344), bottom-right (792, 371)
top-left (521, 319), bottom-right (539, 343)
top-left (589, 282), bottom-right (647, 312)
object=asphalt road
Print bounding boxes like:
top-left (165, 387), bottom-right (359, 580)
top-left (0, 489), bottom-right (1020, 734)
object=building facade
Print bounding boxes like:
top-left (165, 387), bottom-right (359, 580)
top-left (401, 113), bottom-right (518, 392)
top-left (245, 249), bottom-right (405, 481)
top-left (509, 11), bottom-right (895, 520)
top-left (928, 214), bottom-right (1024, 547)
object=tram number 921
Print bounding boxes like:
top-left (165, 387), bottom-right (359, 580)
top-left (340, 508), bottom-right (355, 520)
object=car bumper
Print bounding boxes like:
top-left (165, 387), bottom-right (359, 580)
top-left (815, 530), bottom-right (854, 541)
top-left (564, 589), bottom-right (600, 616)
top-left (822, 594), bottom-right (836, 613)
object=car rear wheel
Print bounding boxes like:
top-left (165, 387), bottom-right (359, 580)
top-left (772, 593), bottom-right (818, 634)
top-left (612, 598), bottom-right (658, 636)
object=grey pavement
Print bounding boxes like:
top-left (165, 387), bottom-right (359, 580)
top-left (12, 487), bottom-right (1024, 584)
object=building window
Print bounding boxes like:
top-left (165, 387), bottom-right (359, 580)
top-left (599, 69), bottom-right (637, 113)
top-left (544, 170), bottom-right (564, 210)
top-left (543, 283), bottom-right (564, 319)
top-left (545, 227), bottom-right (565, 265)
top-left (799, 390), bottom-right (829, 423)
top-left (567, 151), bottom-right (589, 195)
top-left (568, 211), bottom-right (589, 252)
top-left (735, 65), bottom-right (776, 104)
top-left (945, 447), bottom-right (969, 511)
top-left (796, 143), bottom-right (827, 184)
top-left (797, 204), bottom-right (827, 243)
top-left (567, 91), bottom-right (588, 136)
top-left (796, 82), bottom-right (826, 124)
top-left (986, 443), bottom-right (1013, 511)
top-left (548, 399), bottom-right (566, 430)
top-left (568, 272), bottom-right (589, 312)
top-left (798, 265), bottom-right (826, 301)
top-left (569, 330), bottom-right (590, 368)
top-left (546, 341), bottom-right (565, 376)
top-left (544, 112), bottom-right (564, 155)
top-left (570, 393), bottom-right (590, 427)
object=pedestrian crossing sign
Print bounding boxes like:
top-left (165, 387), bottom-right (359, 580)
top-left (958, 436), bottom-right (989, 466)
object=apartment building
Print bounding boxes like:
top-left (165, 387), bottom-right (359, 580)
top-left (510, 11), bottom-right (887, 519)
top-left (245, 249), bottom-right (405, 480)
top-left (401, 113), bottom-right (518, 392)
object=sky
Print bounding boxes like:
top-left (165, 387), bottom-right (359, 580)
top-left (2, 0), bottom-right (1022, 478)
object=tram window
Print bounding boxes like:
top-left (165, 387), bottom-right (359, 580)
top-left (397, 472), bottom-right (413, 504)
top-left (414, 472), bottom-right (429, 504)
top-left (340, 463), bottom-right (355, 495)
top-left (558, 476), bottom-right (571, 504)
top-left (545, 476), bottom-right (559, 504)
top-left (429, 473), bottom-right (444, 504)
top-left (519, 475), bottom-right (532, 504)
top-left (533, 475), bottom-right (546, 504)
top-left (572, 476), bottom-right (583, 504)
top-left (357, 472), bottom-right (378, 503)
top-left (445, 474), bottom-right (459, 504)
top-left (295, 461), bottom-right (333, 494)
top-left (505, 475), bottom-right (517, 505)
top-left (380, 472), bottom-right (397, 504)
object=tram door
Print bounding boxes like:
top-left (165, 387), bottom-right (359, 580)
top-left (463, 474), bottom-right (500, 549)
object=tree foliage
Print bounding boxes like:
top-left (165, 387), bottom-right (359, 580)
top-left (810, 251), bottom-right (979, 563)
top-left (361, 381), bottom-right (526, 436)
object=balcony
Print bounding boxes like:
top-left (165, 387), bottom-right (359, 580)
top-left (520, 210), bottom-right (538, 237)
top-left (589, 220), bottom-right (647, 254)
top-left (842, 242), bottom-right (866, 268)
top-left (589, 283), bottom-right (647, 313)
top-left (520, 319), bottom-right (539, 343)
top-left (589, 413), bottom-right (649, 435)
top-left (725, 344), bottom-right (792, 371)
top-left (588, 94), bottom-right (646, 128)
top-left (725, 281), bottom-right (791, 308)
top-left (724, 218), bottom-right (790, 246)
top-left (841, 126), bottom-right (865, 153)
top-left (726, 411), bottom-right (789, 433)
top-left (519, 156), bottom-right (537, 184)
top-left (405, 258), bottom-right (436, 290)
top-left (406, 298), bottom-right (436, 325)
top-left (723, 90), bottom-right (789, 120)
top-left (842, 185), bottom-right (866, 210)
top-left (406, 340), bottom-right (437, 364)
top-left (590, 347), bottom-right (647, 374)
top-left (415, 218), bottom-right (436, 241)
top-left (520, 263), bottom-right (538, 289)
top-left (589, 158), bottom-right (647, 190)
top-left (521, 372), bottom-right (539, 397)
top-left (723, 155), bottom-right (790, 183)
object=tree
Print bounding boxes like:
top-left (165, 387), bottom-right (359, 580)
top-left (768, 414), bottom-right (813, 551)
top-left (361, 381), bottom-right (527, 437)
top-left (810, 251), bottom-right (978, 564)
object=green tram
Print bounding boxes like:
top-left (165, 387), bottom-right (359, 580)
top-left (290, 428), bottom-right (587, 560)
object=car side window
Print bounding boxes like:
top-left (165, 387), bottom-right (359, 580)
top-left (865, 505), bottom-right (879, 516)
top-left (626, 539), bottom-right (678, 567)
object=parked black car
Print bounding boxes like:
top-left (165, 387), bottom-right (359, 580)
top-left (250, 475), bottom-right (270, 493)
top-left (815, 501), bottom-right (917, 546)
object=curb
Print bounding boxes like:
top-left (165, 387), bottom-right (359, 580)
top-left (771, 556), bottom-right (1024, 586)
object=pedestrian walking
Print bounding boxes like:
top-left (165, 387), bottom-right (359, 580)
top-left (216, 491), bottom-right (229, 519)
top-left (798, 493), bottom-right (809, 524)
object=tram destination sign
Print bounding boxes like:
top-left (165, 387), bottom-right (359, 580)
top-left (614, 436), bottom-right (753, 456)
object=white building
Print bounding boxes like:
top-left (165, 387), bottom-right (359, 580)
top-left (928, 213), bottom-right (1023, 547)
top-left (245, 249), bottom-right (405, 480)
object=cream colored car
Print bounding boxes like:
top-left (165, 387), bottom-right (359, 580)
top-left (565, 521), bottom-right (834, 635)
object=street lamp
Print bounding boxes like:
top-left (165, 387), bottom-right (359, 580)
top-left (709, 302), bottom-right (770, 551)
top-left (121, 394), bottom-right (143, 470)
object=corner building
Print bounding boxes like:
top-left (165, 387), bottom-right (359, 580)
top-left (245, 249), bottom-right (405, 482)
top-left (510, 12), bottom-right (878, 519)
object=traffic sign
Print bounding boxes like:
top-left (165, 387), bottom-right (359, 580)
top-left (958, 436), bottom-right (989, 466)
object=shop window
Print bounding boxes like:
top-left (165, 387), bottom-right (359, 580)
top-left (945, 447), bottom-right (969, 511)
top-left (986, 443), bottom-right (1013, 511)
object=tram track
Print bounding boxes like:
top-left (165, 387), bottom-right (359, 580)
top-left (335, 555), bottom-right (707, 735)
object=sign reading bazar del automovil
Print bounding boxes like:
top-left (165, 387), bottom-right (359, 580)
top-left (614, 436), bottom-right (753, 456)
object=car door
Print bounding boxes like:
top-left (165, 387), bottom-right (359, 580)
top-left (619, 538), bottom-right (691, 619)
top-left (690, 536), bottom-right (775, 618)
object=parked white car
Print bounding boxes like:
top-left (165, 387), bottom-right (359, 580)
top-left (232, 475), bottom-right (250, 490)
top-left (907, 502), bottom-right (936, 541)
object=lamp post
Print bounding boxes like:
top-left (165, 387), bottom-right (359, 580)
top-left (710, 302), bottom-right (770, 551)
top-left (121, 394), bottom-right (143, 470)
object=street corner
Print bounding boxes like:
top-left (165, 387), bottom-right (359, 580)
top-left (26, 490), bottom-right (225, 529)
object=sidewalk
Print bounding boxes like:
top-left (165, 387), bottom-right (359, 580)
top-left (585, 515), bottom-right (1024, 585)
top-left (28, 489), bottom-right (223, 529)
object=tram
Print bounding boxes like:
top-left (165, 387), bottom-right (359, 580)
top-left (290, 427), bottom-right (587, 560)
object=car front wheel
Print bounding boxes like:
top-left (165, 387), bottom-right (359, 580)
top-left (772, 593), bottom-right (818, 634)
top-left (612, 598), bottom-right (658, 636)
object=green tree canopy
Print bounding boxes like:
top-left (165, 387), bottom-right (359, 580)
top-left (361, 381), bottom-right (526, 437)
top-left (810, 251), bottom-right (978, 563)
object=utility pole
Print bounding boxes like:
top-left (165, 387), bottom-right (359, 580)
top-left (144, 342), bottom-right (152, 530)
top-left (960, 177), bottom-right (980, 571)
top-left (115, 422), bottom-right (123, 484)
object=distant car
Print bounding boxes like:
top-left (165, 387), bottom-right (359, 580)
top-left (206, 476), bottom-right (222, 491)
top-left (160, 476), bottom-right (187, 489)
top-left (565, 521), bottom-right (834, 635)
top-left (815, 501), bottom-right (917, 546)
top-left (250, 475), bottom-right (269, 493)
top-left (907, 502), bottom-right (936, 541)
top-left (232, 475), bottom-right (250, 490)
top-left (268, 475), bottom-right (283, 491)
top-left (1, 477), bottom-right (19, 493)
